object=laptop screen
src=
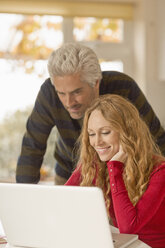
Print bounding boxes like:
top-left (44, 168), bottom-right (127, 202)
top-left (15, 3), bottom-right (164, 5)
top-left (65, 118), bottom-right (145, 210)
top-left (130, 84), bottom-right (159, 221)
top-left (0, 183), bottom-right (114, 248)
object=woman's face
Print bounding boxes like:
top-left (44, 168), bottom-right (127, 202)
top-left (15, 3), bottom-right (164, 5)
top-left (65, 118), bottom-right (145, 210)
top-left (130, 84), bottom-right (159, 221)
top-left (87, 109), bottom-right (120, 161)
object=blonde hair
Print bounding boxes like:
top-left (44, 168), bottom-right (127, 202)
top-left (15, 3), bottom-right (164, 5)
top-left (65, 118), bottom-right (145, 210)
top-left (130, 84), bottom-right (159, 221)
top-left (77, 94), bottom-right (164, 216)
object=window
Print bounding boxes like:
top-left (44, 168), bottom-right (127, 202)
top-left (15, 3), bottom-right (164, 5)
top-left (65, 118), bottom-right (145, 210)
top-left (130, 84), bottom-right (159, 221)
top-left (100, 60), bottom-right (123, 72)
top-left (0, 13), bottom-right (63, 120)
top-left (73, 17), bottom-right (123, 43)
top-left (72, 17), bottom-right (128, 74)
top-left (0, 13), bottom-right (64, 182)
top-left (63, 17), bottom-right (133, 75)
top-left (0, 13), bottom-right (133, 182)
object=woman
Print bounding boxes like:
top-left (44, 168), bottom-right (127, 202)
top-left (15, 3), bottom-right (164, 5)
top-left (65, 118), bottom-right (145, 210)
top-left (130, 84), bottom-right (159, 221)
top-left (65, 94), bottom-right (165, 248)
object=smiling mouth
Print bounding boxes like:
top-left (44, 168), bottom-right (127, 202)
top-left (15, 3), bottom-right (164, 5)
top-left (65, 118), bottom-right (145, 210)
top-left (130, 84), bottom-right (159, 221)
top-left (95, 147), bottom-right (111, 153)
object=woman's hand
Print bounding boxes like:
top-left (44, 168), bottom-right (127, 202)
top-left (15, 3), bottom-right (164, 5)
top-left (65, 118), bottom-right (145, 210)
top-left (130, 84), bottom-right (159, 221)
top-left (110, 145), bottom-right (127, 163)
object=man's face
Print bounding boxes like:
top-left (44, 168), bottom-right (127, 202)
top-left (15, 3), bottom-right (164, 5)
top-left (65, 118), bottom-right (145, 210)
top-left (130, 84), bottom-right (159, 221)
top-left (53, 73), bottom-right (99, 119)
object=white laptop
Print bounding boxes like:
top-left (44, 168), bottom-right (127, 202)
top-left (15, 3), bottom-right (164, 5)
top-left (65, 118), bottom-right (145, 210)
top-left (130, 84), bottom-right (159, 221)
top-left (0, 183), bottom-right (138, 248)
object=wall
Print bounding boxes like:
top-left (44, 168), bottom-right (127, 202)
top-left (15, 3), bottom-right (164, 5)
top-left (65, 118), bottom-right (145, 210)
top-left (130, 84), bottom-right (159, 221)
top-left (133, 0), bottom-right (165, 127)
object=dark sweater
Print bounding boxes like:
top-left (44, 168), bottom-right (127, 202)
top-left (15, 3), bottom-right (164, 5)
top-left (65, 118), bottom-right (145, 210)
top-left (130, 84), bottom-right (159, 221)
top-left (16, 71), bottom-right (165, 183)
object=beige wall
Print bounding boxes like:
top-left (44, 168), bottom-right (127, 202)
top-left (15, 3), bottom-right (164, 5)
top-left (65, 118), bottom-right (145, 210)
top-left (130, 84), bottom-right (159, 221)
top-left (133, 0), bottom-right (165, 127)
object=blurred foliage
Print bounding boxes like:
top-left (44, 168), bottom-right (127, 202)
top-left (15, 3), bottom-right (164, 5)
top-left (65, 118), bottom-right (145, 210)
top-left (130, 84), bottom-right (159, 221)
top-left (0, 107), bottom-right (31, 180)
top-left (0, 14), bottom-right (62, 181)
top-left (12, 16), bottom-right (53, 60)
top-left (74, 17), bottom-right (123, 42)
top-left (0, 14), bottom-right (62, 74)
top-left (0, 107), bottom-right (56, 181)
top-left (90, 19), bottom-right (119, 41)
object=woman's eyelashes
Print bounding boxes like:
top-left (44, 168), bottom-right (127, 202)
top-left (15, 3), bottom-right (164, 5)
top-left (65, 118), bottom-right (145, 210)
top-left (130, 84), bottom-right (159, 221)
top-left (88, 131), bottom-right (111, 136)
top-left (101, 131), bottom-right (110, 135)
top-left (88, 133), bottom-right (95, 137)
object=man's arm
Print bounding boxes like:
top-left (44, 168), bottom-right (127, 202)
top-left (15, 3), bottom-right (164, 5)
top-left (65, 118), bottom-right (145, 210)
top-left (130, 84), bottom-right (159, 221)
top-left (102, 71), bottom-right (165, 155)
top-left (126, 76), bottom-right (165, 154)
top-left (16, 79), bottom-right (56, 183)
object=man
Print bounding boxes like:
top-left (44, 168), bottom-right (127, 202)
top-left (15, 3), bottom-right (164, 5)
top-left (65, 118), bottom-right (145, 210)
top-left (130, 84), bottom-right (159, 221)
top-left (16, 42), bottom-right (165, 184)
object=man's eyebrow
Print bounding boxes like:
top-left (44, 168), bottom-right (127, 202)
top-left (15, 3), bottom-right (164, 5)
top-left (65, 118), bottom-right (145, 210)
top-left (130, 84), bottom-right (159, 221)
top-left (56, 87), bottom-right (83, 94)
top-left (71, 87), bottom-right (83, 93)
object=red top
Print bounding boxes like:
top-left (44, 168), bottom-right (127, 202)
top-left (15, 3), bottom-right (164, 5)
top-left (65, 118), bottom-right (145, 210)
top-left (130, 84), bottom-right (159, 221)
top-left (65, 161), bottom-right (165, 247)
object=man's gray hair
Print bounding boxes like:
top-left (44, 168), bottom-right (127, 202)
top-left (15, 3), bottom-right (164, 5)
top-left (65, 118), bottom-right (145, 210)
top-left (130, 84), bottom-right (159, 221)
top-left (47, 42), bottom-right (102, 87)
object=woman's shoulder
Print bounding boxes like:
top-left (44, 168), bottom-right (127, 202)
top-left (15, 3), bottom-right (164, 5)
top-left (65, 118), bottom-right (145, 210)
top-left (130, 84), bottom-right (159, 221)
top-left (65, 165), bottom-right (82, 186)
top-left (151, 160), bottom-right (165, 179)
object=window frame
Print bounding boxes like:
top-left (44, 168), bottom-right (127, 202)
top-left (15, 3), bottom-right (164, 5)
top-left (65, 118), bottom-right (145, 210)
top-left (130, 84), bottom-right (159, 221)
top-left (62, 17), bottom-right (134, 76)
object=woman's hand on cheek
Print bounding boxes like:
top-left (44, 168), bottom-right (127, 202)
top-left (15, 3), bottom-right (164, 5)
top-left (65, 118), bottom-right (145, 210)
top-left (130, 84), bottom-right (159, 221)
top-left (110, 145), bottom-right (127, 163)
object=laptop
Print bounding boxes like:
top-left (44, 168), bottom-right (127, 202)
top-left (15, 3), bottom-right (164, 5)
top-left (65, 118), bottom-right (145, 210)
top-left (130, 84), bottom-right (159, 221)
top-left (0, 183), bottom-right (138, 248)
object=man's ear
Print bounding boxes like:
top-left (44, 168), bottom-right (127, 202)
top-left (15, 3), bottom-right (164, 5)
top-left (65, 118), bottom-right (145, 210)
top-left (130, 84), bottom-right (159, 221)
top-left (94, 80), bottom-right (100, 96)
top-left (95, 80), bottom-right (100, 90)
